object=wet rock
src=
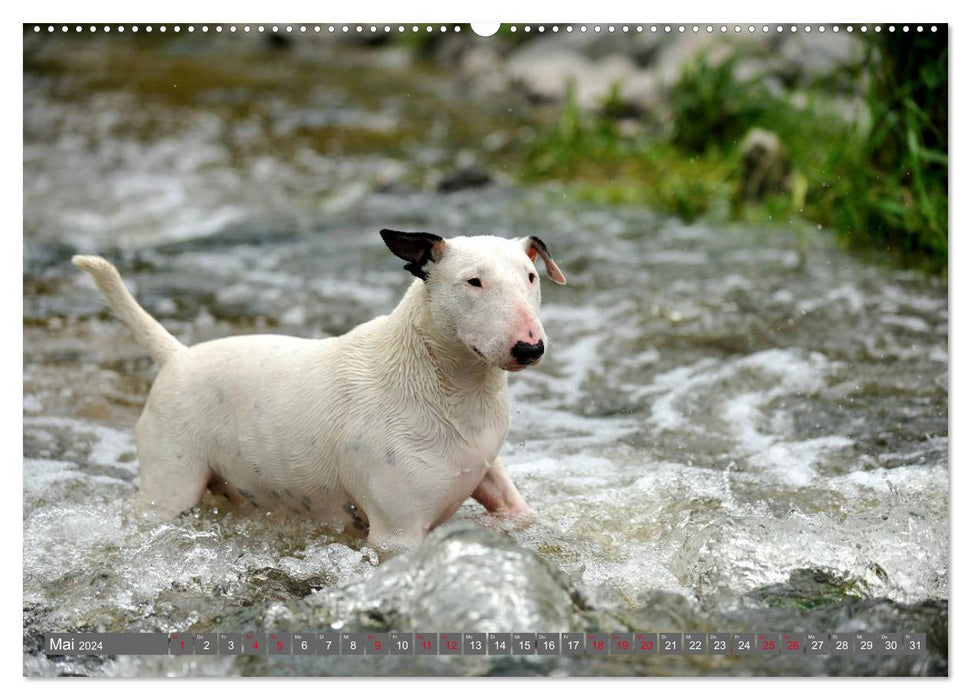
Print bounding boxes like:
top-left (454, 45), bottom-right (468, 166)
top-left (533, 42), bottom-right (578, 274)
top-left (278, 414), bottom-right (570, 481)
top-left (506, 45), bottom-right (642, 110)
top-left (437, 164), bottom-right (493, 193)
top-left (745, 568), bottom-right (867, 609)
top-left (738, 128), bottom-right (792, 201)
top-left (777, 32), bottom-right (865, 84)
top-left (510, 30), bottom-right (670, 67)
top-left (501, 33), bottom-right (782, 114)
top-left (460, 44), bottom-right (512, 95)
top-left (297, 522), bottom-right (581, 633)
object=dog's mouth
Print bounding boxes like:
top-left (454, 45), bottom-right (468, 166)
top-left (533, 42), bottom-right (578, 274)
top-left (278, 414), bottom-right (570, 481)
top-left (470, 345), bottom-right (515, 370)
top-left (470, 344), bottom-right (530, 372)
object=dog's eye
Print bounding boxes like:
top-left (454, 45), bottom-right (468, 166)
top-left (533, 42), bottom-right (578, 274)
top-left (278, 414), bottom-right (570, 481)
top-left (528, 272), bottom-right (536, 284)
top-left (467, 278), bottom-right (482, 288)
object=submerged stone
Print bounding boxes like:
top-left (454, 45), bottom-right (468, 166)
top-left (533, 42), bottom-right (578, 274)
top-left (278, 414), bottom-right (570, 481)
top-left (294, 521), bottom-right (581, 633)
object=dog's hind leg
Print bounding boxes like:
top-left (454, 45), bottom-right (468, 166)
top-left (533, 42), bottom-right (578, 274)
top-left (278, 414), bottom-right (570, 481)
top-left (131, 410), bottom-right (210, 520)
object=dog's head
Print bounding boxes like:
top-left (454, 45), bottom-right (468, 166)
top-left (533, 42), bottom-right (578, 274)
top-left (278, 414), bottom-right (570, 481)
top-left (381, 230), bottom-right (566, 372)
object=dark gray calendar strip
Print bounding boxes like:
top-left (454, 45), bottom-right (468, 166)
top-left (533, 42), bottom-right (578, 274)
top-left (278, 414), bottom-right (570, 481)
top-left (43, 631), bottom-right (927, 656)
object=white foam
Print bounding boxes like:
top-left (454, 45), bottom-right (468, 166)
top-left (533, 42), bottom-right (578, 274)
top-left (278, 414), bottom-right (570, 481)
top-left (796, 283), bottom-right (866, 316)
top-left (882, 314), bottom-right (931, 333)
top-left (647, 349), bottom-right (827, 434)
top-left (749, 436), bottom-right (854, 487)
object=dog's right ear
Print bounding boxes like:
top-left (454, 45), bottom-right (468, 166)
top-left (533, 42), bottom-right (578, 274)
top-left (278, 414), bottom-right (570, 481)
top-left (380, 229), bottom-right (445, 281)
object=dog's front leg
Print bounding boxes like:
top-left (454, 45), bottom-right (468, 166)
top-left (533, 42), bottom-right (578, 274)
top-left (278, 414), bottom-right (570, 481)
top-left (367, 525), bottom-right (428, 551)
top-left (472, 456), bottom-right (529, 517)
top-left (366, 510), bottom-right (431, 551)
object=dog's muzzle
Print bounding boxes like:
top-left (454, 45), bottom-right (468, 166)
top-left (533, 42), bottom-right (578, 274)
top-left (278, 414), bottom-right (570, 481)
top-left (511, 340), bottom-right (545, 366)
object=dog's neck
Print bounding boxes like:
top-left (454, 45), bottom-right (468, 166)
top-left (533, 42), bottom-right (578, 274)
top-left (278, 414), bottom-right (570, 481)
top-left (392, 281), bottom-right (507, 396)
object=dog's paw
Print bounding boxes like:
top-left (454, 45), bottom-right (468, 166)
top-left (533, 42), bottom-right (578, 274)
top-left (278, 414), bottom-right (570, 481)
top-left (483, 504), bottom-right (534, 531)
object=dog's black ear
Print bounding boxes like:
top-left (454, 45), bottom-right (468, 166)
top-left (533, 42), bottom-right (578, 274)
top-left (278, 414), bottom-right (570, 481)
top-left (380, 229), bottom-right (445, 281)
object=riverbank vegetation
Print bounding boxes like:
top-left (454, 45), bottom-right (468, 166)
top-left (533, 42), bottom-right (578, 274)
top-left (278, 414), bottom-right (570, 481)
top-left (517, 32), bottom-right (947, 275)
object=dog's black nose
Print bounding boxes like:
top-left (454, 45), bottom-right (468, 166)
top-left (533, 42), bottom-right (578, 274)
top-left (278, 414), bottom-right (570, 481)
top-left (511, 340), bottom-right (545, 366)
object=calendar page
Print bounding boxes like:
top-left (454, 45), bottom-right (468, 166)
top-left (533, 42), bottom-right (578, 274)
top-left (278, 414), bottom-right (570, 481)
top-left (22, 13), bottom-right (949, 680)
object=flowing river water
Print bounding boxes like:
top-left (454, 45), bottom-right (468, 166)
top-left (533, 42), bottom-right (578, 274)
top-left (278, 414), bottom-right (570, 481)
top-left (23, 32), bottom-right (948, 676)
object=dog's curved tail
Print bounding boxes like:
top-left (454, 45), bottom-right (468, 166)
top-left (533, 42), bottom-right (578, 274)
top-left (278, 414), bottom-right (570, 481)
top-left (72, 255), bottom-right (186, 367)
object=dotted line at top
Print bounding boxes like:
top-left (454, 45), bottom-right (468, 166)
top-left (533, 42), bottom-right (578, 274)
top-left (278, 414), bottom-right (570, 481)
top-left (29, 24), bottom-right (940, 35)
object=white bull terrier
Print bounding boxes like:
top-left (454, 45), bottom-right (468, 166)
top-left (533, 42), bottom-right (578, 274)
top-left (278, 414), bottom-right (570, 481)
top-left (73, 230), bottom-right (566, 548)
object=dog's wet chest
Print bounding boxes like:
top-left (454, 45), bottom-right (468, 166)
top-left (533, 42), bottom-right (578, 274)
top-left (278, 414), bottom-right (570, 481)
top-left (381, 406), bottom-right (507, 472)
top-left (379, 392), bottom-right (509, 491)
top-left (445, 389), bottom-right (509, 461)
top-left (444, 418), bottom-right (507, 478)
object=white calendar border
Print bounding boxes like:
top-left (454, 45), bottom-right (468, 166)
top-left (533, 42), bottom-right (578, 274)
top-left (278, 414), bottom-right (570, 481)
top-left (8, 0), bottom-right (964, 696)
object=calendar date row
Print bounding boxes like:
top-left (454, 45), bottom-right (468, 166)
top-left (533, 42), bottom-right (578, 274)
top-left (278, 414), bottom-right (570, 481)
top-left (45, 631), bottom-right (926, 657)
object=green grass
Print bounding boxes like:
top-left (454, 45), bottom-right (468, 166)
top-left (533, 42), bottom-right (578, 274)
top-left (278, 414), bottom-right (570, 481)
top-left (517, 38), bottom-right (948, 275)
top-left (848, 31), bottom-right (948, 268)
top-left (520, 81), bottom-right (736, 222)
